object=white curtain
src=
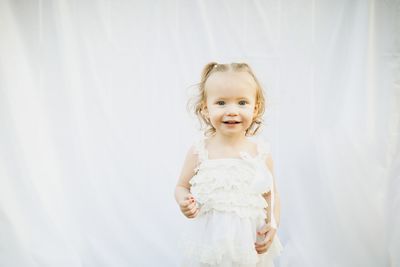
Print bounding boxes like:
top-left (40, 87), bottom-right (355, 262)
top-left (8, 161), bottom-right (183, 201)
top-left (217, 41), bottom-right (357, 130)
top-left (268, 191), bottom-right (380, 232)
top-left (0, 0), bottom-right (398, 266)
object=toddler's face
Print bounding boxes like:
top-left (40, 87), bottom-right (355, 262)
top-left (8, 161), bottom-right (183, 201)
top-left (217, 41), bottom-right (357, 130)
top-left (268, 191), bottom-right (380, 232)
top-left (203, 71), bottom-right (258, 137)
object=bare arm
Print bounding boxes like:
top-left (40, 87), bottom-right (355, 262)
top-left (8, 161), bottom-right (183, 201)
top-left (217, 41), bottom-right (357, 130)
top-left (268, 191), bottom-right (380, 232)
top-left (174, 145), bottom-right (200, 218)
top-left (263, 154), bottom-right (281, 228)
top-left (264, 190), bottom-right (281, 229)
top-left (255, 153), bottom-right (281, 253)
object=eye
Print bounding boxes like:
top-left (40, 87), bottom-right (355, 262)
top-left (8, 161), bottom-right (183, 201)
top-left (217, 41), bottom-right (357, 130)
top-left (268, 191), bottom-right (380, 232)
top-left (216, 100), bottom-right (225, 105)
top-left (238, 100), bottom-right (248, 105)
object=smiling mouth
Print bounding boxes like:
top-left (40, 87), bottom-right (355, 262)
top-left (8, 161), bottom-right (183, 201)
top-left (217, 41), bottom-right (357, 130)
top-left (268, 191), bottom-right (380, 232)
top-left (223, 121), bottom-right (241, 124)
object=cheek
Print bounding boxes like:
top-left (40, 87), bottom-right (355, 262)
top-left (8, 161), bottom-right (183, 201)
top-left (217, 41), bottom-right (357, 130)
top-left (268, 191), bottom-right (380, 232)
top-left (208, 107), bottom-right (223, 115)
top-left (243, 106), bottom-right (256, 117)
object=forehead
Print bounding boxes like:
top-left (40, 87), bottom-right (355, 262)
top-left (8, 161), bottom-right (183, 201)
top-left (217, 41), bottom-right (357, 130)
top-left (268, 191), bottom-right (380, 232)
top-left (205, 71), bottom-right (257, 99)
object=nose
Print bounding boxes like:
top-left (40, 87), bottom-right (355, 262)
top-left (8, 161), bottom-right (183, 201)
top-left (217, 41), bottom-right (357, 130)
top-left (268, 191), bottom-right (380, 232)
top-left (225, 104), bottom-right (239, 116)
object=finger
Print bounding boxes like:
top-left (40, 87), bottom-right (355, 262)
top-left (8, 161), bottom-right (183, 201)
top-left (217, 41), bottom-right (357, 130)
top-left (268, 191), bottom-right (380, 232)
top-left (189, 206), bottom-right (197, 215)
top-left (183, 202), bottom-right (196, 212)
top-left (256, 239), bottom-right (272, 250)
top-left (255, 241), bottom-right (272, 254)
top-left (257, 223), bottom-right (271, 235)
top-left (180, 203), bottom-right (190, 211)
top-left (179, 200), bottom-right (190, 208)
top-left (185, 209), bottom-right (193, 217)
top-left (187, 208), bottom-right (199, 218)
top-left (180, 198), bottom-right (195, 209)
top-left (256, 247), bottom-right (267, 254)
top-left (255, 235), bottom-right (272, 248)
top-left (185, 194), bottom-right (195, 200)
top-left (255, 242), bottom-right (266, 249)
top-left (188, 202), bottom-right (196, 210)
top-left (255, 241), bottom-right (268, 253)
top-left (185, 206), bottom-right (197, 217)
top-left (264, 240), bottom-right (272, 251)
top-left (193, 209), bottom-right (200, 218)
top-left (257, 247), bottom-right (269, 254)
top-left (194, 209), bottom-right (200, 216)
top-left (264, 230), bottom-right (275, 243)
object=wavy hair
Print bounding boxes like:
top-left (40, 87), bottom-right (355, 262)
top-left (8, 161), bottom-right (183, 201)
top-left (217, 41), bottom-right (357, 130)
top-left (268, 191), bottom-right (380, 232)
top-left (188, 62), bottom-right (267, 137)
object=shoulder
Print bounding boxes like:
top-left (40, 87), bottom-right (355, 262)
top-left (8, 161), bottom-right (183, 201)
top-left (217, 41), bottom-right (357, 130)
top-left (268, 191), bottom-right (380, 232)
top-left (176, 143), bottom-right (200, 188)
top-left (184, 137), bottom-right (208, 166)
top-left (256, 138), bottom-right (272, 155)
top-left (265, 153), bottom-right (274, 175)
top-left (184, 144), bottom-right (200, 167)
top-left (252, 137), bottom-right (274, 174)
top-left (248, 137), bottom-right (272, 156)
top-left (181, 144), bottom-right (199, 180)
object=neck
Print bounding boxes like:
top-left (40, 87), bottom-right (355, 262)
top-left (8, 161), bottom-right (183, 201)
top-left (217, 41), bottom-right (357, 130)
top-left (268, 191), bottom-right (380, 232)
top-left (212, 132), bottom-right (247, 147)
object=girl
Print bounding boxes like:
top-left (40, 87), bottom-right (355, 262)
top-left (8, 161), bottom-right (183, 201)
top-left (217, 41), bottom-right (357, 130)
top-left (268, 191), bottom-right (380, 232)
top-left (175, 62), bottom-right (283, 266)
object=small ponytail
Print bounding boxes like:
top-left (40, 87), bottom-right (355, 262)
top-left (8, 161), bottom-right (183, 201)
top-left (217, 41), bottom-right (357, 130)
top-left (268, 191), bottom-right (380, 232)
top-left (200, 62), bottom-right (218, 82)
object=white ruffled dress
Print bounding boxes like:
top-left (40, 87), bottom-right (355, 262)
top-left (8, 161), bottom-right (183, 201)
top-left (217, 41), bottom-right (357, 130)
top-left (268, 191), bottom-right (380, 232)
top-left (180, 137), bottom-right (283, 267)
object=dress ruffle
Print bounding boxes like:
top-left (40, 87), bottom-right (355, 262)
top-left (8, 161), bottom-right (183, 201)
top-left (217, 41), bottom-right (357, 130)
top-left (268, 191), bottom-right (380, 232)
top-left (182, 137), bottom-right (282, 266)
top-left (190, 159), bottom-right (273, 220)
top-left (180, 210), bottom-right (283, 267)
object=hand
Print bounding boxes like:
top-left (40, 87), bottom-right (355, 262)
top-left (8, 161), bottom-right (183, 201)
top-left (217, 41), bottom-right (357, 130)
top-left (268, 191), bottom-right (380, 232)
top-left (178, 194), bottom-right (199, 219)
top-left (255, 222), bottom-right (277, 254)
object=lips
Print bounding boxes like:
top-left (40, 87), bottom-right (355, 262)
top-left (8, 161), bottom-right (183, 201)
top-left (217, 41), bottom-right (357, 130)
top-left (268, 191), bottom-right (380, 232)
top-left (223, 120), bottom-right (241, 124)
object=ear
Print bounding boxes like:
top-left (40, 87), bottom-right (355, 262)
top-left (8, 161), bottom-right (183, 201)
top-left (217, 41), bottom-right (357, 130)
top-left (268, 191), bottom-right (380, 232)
top-left (201, 103), bottom-right (209, 115)
top-left (253, 103), bottom-right (259, 117)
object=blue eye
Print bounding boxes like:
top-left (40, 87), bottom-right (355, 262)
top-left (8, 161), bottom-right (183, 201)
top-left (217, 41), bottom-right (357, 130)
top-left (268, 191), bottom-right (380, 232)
top-left (238, 100), bottom-right (247, 105)
top-left (216, 101), bottom-right (225, 105)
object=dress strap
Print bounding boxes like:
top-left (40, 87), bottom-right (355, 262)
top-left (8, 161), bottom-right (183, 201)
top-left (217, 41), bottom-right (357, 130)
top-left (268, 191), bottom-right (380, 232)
top-left (193, 137), bottom-right (209, 163)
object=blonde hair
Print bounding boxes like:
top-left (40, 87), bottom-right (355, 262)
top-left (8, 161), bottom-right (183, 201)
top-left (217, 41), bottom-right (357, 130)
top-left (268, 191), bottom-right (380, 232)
top-left (188, 62), bottom-right (267, 137)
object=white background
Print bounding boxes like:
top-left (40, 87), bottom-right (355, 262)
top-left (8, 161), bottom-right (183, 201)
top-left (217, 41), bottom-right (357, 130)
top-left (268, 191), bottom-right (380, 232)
top-left (0, 0), bottom-right (399, 266)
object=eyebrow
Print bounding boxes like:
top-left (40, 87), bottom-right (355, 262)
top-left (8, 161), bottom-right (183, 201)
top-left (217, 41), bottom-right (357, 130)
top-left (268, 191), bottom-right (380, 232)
top-left (214, 97), bottom-right (251, 101)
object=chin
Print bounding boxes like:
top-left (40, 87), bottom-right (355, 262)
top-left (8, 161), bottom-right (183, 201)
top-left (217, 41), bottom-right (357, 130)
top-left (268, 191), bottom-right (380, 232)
top-left (221, 129), bottom-right (246, 135)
